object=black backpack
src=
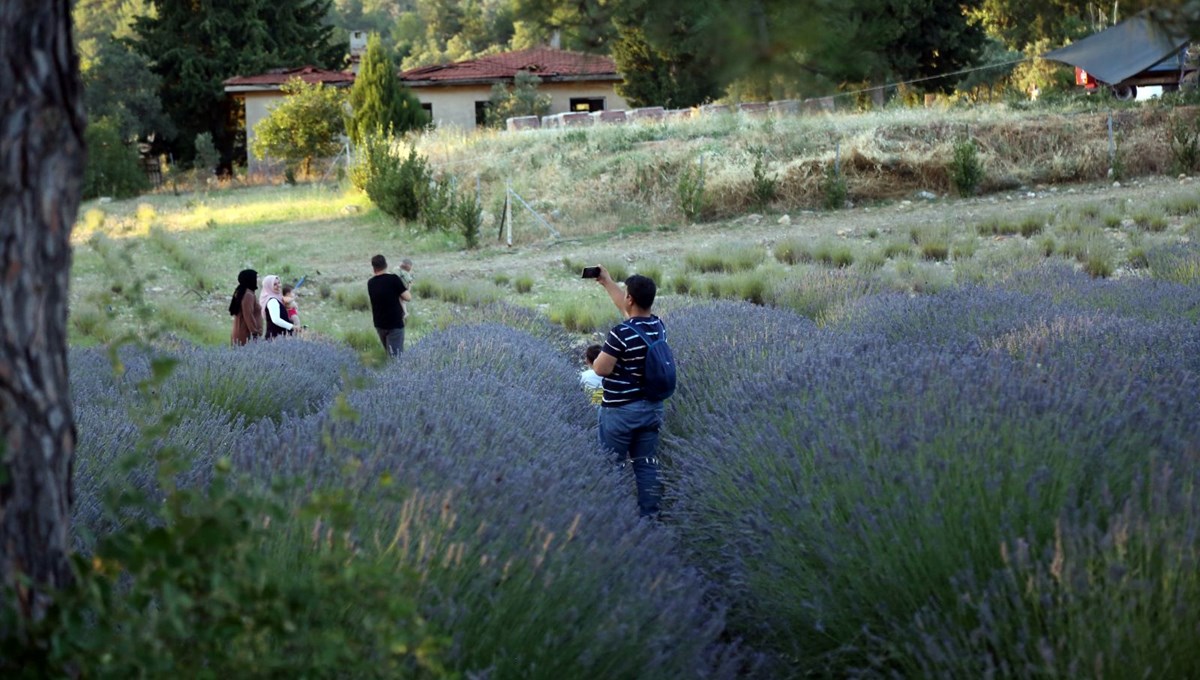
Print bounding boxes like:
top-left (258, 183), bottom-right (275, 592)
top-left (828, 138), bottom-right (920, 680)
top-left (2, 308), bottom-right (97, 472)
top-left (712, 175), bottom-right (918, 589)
top-left (623, 321), bottom-right (676, 402)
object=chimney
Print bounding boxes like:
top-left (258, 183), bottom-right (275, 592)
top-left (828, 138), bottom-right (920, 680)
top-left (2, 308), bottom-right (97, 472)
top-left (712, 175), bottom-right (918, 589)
top-left (550, 30), bottom-right (561, 49)
top-left (349, 30), bottom-right (368, 74)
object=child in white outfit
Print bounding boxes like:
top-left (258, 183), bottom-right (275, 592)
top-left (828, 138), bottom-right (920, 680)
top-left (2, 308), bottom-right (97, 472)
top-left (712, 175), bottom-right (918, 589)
top-left (579, 344), bottom-right (603, 406)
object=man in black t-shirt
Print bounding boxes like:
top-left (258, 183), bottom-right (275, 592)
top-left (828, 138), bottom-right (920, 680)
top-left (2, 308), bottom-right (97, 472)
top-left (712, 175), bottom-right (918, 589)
top-left (367, 254), bottom-right (412, 357)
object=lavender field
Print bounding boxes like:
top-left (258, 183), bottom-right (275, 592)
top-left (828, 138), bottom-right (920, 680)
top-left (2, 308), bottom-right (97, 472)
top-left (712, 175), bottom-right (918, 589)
top-left (70, 258), bottom-right (1200, 677)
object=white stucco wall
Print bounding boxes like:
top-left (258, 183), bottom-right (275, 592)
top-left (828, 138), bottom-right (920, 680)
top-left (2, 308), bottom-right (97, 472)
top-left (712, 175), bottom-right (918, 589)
top-left (240, 92), bottom-right (283, 173)
top-left (411, 81), bottom-right (629, 129)
top-left (232, 79), bottom-right (629, 171)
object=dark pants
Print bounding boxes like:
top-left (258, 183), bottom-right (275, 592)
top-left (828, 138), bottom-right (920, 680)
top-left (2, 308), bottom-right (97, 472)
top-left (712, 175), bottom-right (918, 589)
top-left (376, 326), bottom-right (405, 357)
top-left (598, 400), bottom-right (664, 517)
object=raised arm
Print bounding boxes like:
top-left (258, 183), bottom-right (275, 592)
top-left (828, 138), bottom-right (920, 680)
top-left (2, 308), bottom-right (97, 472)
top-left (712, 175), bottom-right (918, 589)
top-left (595, 265), bottom-right (628, 319)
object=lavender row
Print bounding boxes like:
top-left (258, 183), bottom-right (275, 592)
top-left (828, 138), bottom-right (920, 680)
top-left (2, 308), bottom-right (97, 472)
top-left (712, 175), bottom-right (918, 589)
top-left (234, 324), bottom-right (751, 679)
top-left (661, 281), bottom-right (1200, 675)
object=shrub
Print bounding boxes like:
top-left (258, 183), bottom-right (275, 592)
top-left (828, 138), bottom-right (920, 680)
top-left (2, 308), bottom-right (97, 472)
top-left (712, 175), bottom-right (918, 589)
top-left (951, 137), bottom-right (985, 197)
top-left (636, 263), bottom-right (663, 284)
top-left (1084, 249), bottom-right (1114, 278)
top-left (1148, 243), bottom-right (1200, 284)
top-left (765, 269), bottom-right (879, 323)
top-left (684, 245), bottom-right (766, 273)
top-left (810, 241), bottom-right (855, 268)
top-left (820, 162), bottom-right (847, 210)
top-left (82, 116), bottom-right (149, 200)
top-left (334, 286), bottom-right (371, 312)
top-left (773, 237), bottom-right (810, 265)
top-left (422, 174), bottom-right (457, 232)
top-left (677, 159), bottom-right (707, 221)
top-left (356, 138), bottom-right (431, 222)
top-left (1168, 109), bottom-right (1200, 175)
top-left (1131, 210), bottom-right (1169, 232)
top-left (492, 273), bottom-right (511, 286)
top-left (455, 188), bottom-right (484, 249)
top-left (1018, 214), bottom-right (1044, 237)
top-left (513, 275), bottom-right (534, 293)
top-left (193, 132), bottom-right (220, 178)
top-left (548, 297), bottom-right (620, 332)
top-left (485, 71), bottom-right (551, 127)
top-left (750, 150), bottom-right (778, 211)
top-left (673, 272), bottom-right (697, 294)
top-left (1164, 195), bottom-right (1200, 216)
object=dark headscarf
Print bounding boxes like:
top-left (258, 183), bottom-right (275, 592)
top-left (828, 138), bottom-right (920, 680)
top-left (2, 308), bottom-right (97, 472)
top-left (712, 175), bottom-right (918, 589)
top-left (229, 269), bottom-right (258, 316)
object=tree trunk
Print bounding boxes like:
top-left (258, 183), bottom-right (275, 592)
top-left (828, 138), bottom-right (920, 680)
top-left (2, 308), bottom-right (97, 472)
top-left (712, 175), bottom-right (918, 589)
top-left (0, 0), bottom-right (85, 620)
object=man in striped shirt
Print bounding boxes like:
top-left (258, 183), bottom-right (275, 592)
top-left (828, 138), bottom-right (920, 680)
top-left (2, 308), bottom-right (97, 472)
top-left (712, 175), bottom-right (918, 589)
top-left (591, 267), bottom-right (667, 517)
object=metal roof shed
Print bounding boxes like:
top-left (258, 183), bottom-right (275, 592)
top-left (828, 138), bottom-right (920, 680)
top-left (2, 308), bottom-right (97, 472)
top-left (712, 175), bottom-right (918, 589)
top-left (1044, 15), bottom-right (1193, 98)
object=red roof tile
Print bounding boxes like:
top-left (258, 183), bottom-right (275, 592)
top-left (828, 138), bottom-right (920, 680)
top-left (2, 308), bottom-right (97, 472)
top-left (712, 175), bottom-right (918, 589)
top-left (224, 65), bottom-right (355, 88)
top-left (400, 47), bottom-right (618, 84)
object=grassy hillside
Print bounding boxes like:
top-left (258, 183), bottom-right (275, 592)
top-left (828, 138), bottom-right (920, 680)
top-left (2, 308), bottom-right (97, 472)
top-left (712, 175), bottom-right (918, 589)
top-left (70, 102), bottom-right (1200, 358)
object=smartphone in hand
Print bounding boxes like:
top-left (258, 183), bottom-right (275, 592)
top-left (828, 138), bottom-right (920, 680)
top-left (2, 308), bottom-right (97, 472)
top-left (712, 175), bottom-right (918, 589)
top-left (581, 266), bottom-right (601, 279)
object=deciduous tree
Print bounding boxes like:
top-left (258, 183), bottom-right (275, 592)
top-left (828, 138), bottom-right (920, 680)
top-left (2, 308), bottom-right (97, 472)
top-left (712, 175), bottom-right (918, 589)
top-left (252, 78), bottom-right (348, 176)
top-left (0, 0), bottom-right (85, 622)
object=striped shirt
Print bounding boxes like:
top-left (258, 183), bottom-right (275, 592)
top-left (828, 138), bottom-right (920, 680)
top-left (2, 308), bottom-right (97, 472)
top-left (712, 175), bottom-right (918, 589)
top-left (601, 315), bottom-right (665, 407)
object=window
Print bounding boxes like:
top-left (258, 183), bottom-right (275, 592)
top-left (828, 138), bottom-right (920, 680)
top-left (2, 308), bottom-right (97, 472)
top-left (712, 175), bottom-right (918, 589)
top-left (474, 101), bottom-right (493, 127)
top-left (421, 102), bottom-right (432, 119)
top-left (570, 97), bottom-right (605, 112)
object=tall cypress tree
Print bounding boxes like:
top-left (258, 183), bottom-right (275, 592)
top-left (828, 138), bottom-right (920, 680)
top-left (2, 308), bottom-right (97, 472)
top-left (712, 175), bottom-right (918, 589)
top-left (132, 0), bottom-right (342, 168)
top-left (346, 33), bottom-right (428, 146)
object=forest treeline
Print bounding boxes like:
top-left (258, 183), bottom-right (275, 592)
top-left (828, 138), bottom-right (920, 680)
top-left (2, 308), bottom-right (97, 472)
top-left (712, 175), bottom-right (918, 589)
top-left (73, 0), bottom-right (1199, 167)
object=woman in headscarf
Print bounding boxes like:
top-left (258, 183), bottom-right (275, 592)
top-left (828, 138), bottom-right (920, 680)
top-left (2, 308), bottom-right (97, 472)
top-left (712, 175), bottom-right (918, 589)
top-left (229, 269), bottom-right (262, 345)
top-left (259, 274), bottom-right (295, 340)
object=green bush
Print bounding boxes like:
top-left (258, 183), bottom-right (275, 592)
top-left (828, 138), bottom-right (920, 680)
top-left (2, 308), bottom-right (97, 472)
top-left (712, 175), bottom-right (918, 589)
top-left (513, 275), bottom-right (534, 294)
top-left (1168, 109), bottom-right (1200, 175)
top-left (677, 159), bottom-right (707, 222)
top-left (950, 137), bottom-right (985, 197)
top-left (821, 163), bottom-right (847, 210)
top-left (422, 175), bottom-right (457, 232)
top-left (636, 263), bottom-right (663, 284)
top-left (193, 132), bottom-right (220, 177)
top-left (455, 188), bottom-right (484, 249)
top-left (354, 137), bottom-right (431, 223)
top-left (548, 297), bottom-right (620, 333)
top-left (83, 116), bottom-right (149, 200)
top-left (1018, 215), bottom-right (1044, 238)
top-left (750, 150), bottom-right (778, 211)
top-left (673, 272), bottom-right (697, 294)
top-left (773, 237), bottom-right (810, 265)
top-left (684, 245), bottom-right (765, 273)
top-left (334, 286), bottom-right (371, 312)
top-left (1131, 210), bottom-right (1169, 233)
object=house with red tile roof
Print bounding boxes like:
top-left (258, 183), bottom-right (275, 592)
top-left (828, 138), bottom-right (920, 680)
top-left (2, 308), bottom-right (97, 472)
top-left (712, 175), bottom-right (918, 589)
top-left (399, 47), bottom-right (628, 129)
top-left (224, 48), bottom-right (628, 170)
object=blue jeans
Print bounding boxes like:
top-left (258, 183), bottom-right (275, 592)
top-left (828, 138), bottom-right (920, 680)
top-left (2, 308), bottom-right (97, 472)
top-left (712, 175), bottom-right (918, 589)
top-left (598, 400), bottom-right (664, 517)
top-left (376, 327), bottom-right (405, 357)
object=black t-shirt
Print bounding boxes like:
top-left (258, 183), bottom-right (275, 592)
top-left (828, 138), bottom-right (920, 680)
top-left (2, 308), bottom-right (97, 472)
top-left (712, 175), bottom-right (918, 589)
top-left (367, 273), bottom-right (407, 329)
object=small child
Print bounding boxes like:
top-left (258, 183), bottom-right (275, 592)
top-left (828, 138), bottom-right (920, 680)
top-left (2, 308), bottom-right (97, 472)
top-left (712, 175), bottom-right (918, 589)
top-left (281, 283), bottom-right (300, 331)
top-left (579, 344), bottom-right (604, 406)
top-left (398, 258), bottom-right (415, 321)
